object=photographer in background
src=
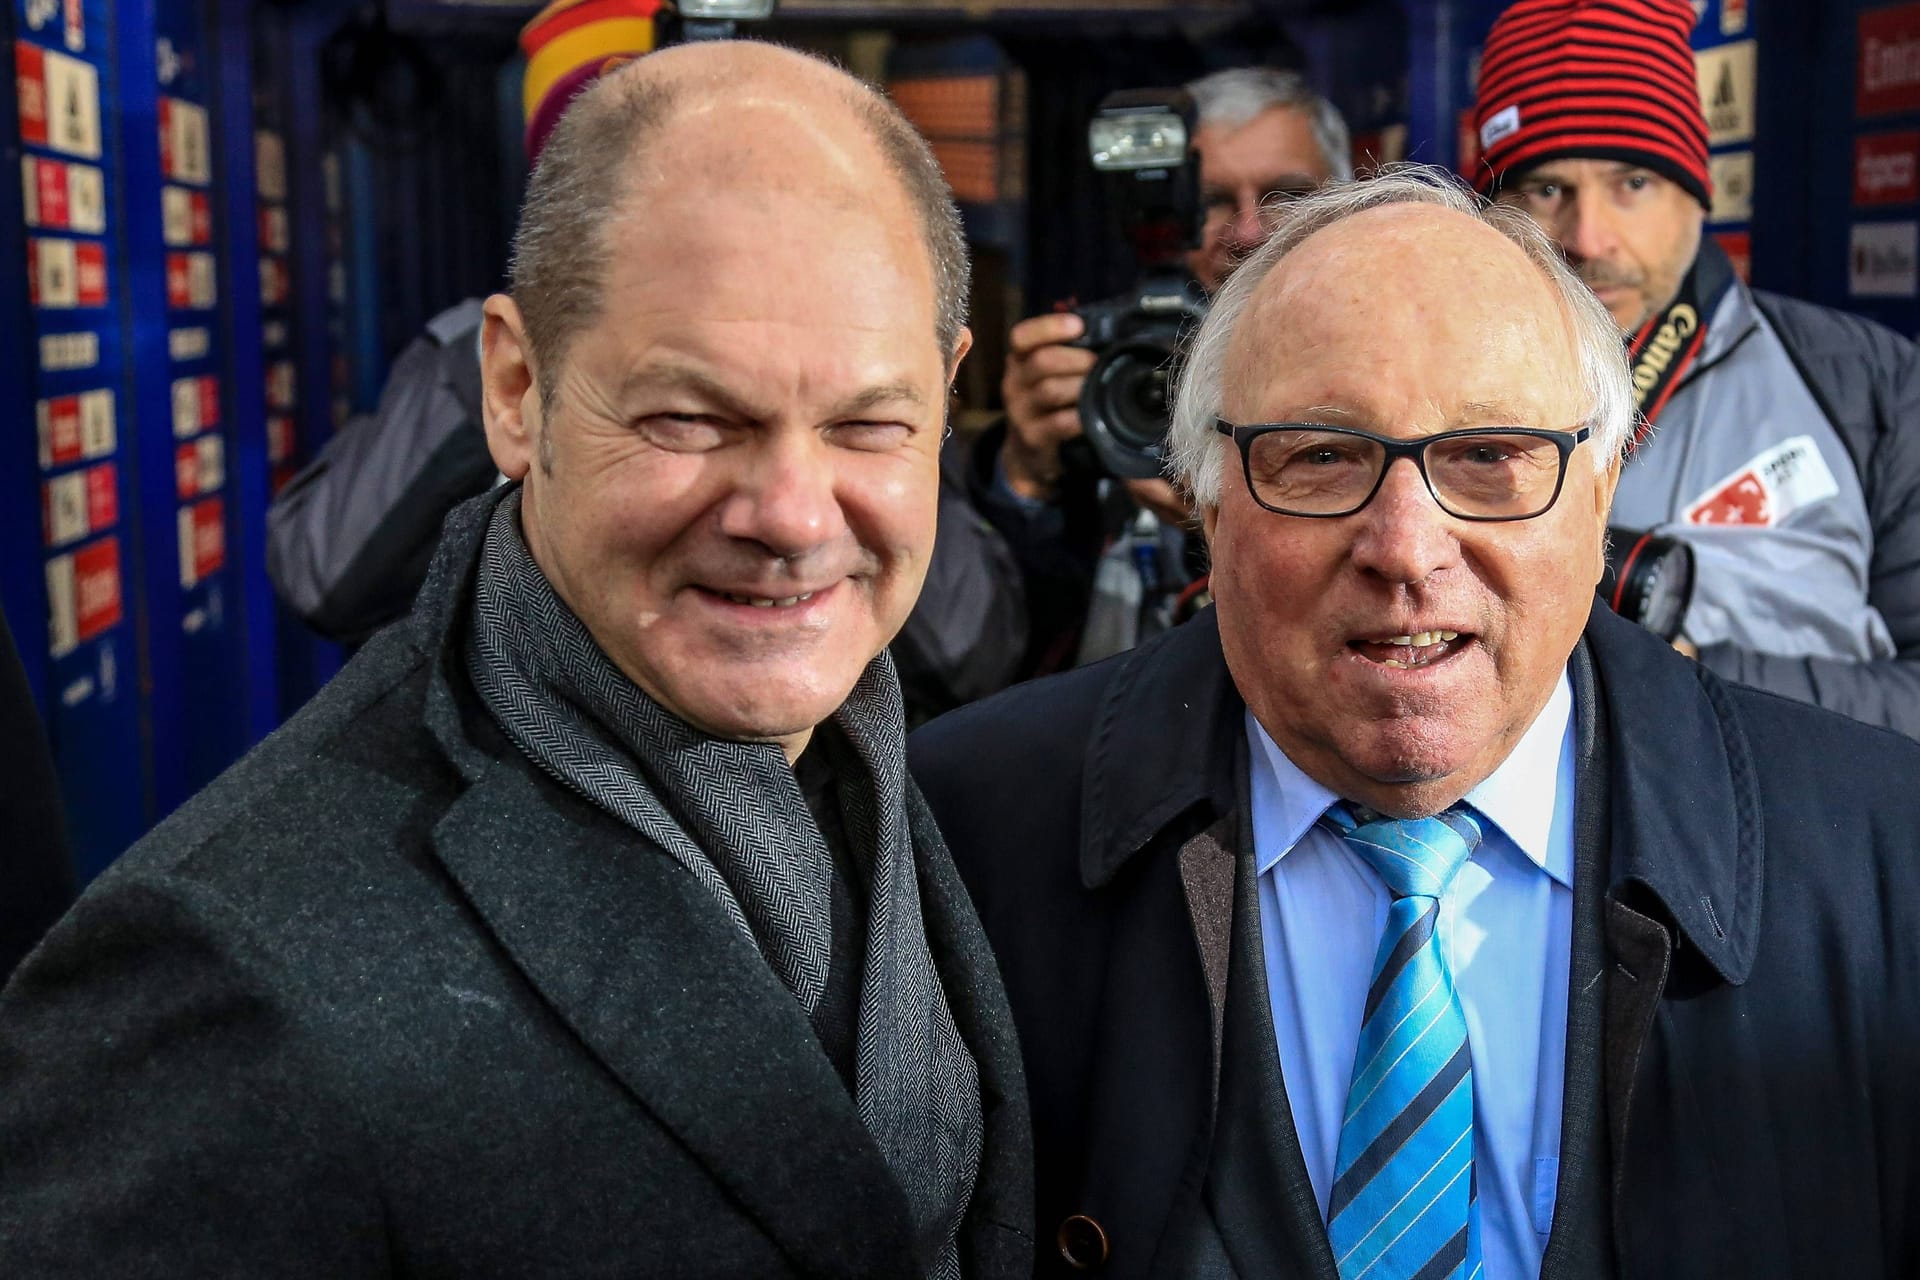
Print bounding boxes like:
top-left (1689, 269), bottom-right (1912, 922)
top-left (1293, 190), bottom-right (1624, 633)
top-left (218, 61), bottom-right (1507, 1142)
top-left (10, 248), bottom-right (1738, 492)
top-left (1476, 0), bottom-right (1920, 737)
top-left (967, 67), bottom-right (1351, 670)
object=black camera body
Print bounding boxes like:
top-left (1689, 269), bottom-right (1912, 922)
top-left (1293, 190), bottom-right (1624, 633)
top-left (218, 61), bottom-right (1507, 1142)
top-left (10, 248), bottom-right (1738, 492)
top-left (1071, 89), bottom-right (1208, 480)
top-left (1068, 271), bottom-right (1209, 480)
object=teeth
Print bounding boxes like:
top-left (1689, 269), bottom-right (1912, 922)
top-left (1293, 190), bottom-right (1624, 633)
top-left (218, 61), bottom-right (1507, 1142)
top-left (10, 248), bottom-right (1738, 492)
top-left (1375, 629), bottom-right (1460, 647)
top-left (722, 591), bottom-right (815, 608)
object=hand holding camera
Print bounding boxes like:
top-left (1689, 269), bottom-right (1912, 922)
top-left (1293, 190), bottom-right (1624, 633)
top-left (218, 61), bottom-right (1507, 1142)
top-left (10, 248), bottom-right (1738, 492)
top-left (999, 313), bottom-right (1098, 500)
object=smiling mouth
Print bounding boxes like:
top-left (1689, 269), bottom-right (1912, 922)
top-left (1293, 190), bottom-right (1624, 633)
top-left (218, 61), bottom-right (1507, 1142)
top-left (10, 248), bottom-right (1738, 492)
top-left (718, 590), bottom-right (816, 608)
top-left (1349, 629), bottom-right (1469, 669)
top-left (694, 583), bottom-right (840, 612)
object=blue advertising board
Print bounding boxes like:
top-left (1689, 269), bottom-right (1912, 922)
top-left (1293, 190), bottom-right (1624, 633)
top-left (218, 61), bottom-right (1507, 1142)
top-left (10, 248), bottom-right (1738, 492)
top-left (3, 0), bottom-right (151, 877)
top-left (149, 0), bottom-right (251, 799)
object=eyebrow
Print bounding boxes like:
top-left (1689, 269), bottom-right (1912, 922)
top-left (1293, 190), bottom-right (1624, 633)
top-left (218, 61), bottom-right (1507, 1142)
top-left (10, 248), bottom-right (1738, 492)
top-left (833, 380), bottom-right (929, 418)
top-left (1455, 399), bottom-right (1544, 424)
top-left (1204, 172), bottom-right (1319, 199)
top-left (619, 360), bottom-right (763, 419)
top-left (618, 359), bottom-right (928, 422)
top-left (1522, 161), bottom-right (1640, 185)
top-left (1250, 401), bottom-right (1545, 427)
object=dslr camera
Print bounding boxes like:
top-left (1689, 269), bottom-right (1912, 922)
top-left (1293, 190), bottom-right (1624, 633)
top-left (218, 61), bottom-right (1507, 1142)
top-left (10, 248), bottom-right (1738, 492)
top-left (1068, 89), bottom-right (1209, 480)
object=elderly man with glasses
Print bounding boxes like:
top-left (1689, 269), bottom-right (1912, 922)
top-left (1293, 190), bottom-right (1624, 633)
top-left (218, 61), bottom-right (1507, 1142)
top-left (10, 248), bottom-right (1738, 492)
top-left (912, 167), bottom-right (1920, 1280)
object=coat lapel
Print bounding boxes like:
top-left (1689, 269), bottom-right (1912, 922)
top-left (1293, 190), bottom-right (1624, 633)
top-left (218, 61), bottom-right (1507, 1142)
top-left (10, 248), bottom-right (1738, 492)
top-left (1539, 640), bottom-right (1617, 1279)
top-left (1176, 813), bottom-right (1234, 1116)
top-left (1190, 782), bottom-right (1339, 1280)
top-left (1071, 616), bottom-right (1246, 1275)
top-left (430, 755), bottom-right (919, 1277)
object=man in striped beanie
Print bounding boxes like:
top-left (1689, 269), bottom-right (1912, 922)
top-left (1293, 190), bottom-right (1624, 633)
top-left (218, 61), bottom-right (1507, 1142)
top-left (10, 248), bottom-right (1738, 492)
top-left (1473, 0), bottom-right (1709, 334)
top-left (1472, 0), bottom-right (1920, 739)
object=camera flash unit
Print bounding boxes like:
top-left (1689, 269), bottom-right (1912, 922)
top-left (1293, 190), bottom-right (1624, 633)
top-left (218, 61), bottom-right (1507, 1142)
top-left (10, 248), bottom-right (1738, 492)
top-left (676, 0), bottom-right (776, 17)
top-left (1089, 111), bottom-right (1189, 173)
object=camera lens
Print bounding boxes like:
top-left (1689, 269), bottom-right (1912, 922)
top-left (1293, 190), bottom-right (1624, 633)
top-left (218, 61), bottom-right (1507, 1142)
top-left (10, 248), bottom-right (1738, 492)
top-left (1601, 528), bottom-right (1696, 641)
top-left (1080, 336), bottom-right (1181, 479)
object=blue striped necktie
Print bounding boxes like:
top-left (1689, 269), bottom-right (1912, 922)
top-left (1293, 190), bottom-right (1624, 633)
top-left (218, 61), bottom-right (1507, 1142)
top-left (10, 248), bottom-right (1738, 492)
top-left (1320, 803), bottom-right (1485, 1280)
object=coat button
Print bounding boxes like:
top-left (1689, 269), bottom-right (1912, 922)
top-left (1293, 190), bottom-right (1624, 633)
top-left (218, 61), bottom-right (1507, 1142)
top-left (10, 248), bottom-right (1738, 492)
top-left (1057, 1214), bottom-right (1110, 1270)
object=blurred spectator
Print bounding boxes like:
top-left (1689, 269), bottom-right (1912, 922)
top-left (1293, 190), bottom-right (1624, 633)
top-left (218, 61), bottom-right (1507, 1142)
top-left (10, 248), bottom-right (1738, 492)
top-left (1476, 0), bottom-right (1920, 737)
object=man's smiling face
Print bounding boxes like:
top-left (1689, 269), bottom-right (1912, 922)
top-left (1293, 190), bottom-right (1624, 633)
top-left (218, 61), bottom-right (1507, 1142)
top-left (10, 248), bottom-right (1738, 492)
top-left (483, 92), bottom-right (959, 755)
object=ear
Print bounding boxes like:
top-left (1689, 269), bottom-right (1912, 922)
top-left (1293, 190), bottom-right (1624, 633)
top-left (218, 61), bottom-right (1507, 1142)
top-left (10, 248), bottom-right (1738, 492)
top-left (946, 325), bottom-right (974, 384)
top-left (480, 293), bottom-right (540, 481)
top-left (1590, 452), bottom-right (1623, 582)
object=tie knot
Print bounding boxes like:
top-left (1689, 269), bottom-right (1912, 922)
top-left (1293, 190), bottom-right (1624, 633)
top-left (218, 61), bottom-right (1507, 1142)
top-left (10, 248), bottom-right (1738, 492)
top-left (1323, 803), bottom-right (1482, 900)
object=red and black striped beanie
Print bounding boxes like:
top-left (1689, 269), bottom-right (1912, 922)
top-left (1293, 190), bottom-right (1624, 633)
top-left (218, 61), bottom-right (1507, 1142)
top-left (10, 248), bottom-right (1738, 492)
top-left (1472, 0), bottom-right (1711, 209)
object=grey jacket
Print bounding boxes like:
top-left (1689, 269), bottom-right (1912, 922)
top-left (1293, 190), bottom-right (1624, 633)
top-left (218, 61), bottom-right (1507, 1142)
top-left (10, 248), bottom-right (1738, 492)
top-left (266, 299), bottom-right (497, 645)
top-left (1612, 241), bottom-right (1920, 736)
top-left (0, 491), bottom-right (1035, 1278)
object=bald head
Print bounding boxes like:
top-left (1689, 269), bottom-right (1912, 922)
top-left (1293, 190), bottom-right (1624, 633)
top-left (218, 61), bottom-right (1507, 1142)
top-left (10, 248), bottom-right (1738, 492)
top-left (1226, 203), bottom-right (1586, 426)
top-left (510, 41), bottom-right (968, 405)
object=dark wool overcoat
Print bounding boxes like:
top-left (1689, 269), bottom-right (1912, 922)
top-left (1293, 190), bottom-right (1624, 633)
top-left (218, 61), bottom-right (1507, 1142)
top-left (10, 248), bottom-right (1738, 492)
top-left (912, 603), bottom-right (1920, 1279)
top-left (0, 491), bottom-right (1034, 1279)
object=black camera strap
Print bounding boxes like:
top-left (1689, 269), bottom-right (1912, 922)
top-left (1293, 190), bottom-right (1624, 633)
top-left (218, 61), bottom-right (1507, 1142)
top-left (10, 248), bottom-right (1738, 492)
top-left (1623, 268), bottom-right (1708, 455)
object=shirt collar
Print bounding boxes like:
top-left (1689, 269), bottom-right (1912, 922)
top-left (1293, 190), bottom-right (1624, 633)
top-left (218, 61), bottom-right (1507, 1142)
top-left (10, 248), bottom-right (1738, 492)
top-left (1247, 713), bottom-right (1341, 877)
top-left (1463, 671), bottom-right (1574, 888)
top-left (1248, 669), bottom-right (1575, 889)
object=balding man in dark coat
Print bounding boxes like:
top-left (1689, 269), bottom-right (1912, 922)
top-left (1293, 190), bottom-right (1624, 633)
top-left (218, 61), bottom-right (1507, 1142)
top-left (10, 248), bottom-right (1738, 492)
top-left (0, 41), bottom-right (1030, 1279)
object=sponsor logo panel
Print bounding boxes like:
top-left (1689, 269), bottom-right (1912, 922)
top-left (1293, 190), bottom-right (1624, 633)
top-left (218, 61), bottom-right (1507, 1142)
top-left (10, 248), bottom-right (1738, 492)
top-left (1850, 220), bottom-right (1920, 297)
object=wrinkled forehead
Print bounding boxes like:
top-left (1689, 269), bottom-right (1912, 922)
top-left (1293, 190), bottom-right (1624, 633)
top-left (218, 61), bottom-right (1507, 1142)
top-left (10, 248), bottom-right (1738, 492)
top-left (1225, 206), bottom-right (1586, 424)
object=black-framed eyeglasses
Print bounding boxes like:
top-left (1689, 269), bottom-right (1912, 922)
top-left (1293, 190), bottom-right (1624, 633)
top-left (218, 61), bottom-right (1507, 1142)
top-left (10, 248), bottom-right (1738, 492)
top-left (1212, 420), bottom-right (1593, 521)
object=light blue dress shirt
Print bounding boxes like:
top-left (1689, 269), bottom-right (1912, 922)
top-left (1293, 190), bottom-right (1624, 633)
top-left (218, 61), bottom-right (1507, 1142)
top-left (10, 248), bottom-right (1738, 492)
top-left (1246, 672), bottom-right (1576, 1280)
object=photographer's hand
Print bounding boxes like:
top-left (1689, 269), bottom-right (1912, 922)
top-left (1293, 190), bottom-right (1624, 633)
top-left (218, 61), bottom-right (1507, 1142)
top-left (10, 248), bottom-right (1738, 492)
top-left (1001, 313), bottom-right (1098, 501)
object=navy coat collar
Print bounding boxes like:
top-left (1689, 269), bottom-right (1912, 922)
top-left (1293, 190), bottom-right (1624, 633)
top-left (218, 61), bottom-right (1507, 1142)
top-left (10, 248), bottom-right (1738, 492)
top-left (1080, 602), bottom-right (1762, 986)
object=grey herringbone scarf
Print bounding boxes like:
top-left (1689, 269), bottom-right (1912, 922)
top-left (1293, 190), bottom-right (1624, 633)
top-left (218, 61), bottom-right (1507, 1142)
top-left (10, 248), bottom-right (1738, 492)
top-left (464, 492), bottom-right (981, 1279)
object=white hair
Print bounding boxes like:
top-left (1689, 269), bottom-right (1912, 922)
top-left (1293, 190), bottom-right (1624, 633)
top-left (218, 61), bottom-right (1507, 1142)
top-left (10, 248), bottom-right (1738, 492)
top-left (1166, 164), bottom-right (1634, 507)
top-left (1185, 67), bottom-right (1353, 183)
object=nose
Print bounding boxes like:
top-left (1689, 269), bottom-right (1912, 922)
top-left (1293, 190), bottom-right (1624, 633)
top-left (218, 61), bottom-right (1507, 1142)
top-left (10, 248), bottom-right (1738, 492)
top-left (1561, 187), bottom-right (1621, 265)
top-left (1346, 457), bottom-right (1462, 586)
top-left (715, 429), bottom-right (848, 560)
top-left (1224, 196), bottom-right (1265, 250)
